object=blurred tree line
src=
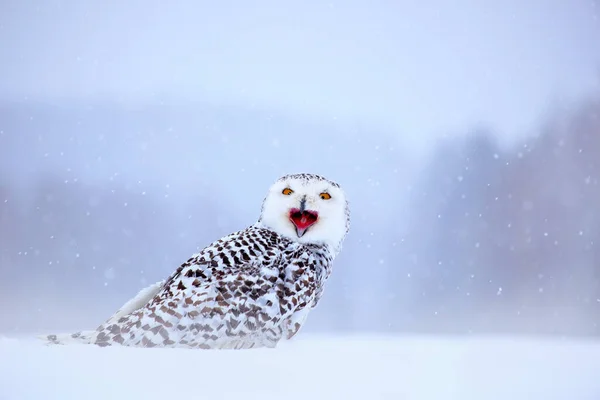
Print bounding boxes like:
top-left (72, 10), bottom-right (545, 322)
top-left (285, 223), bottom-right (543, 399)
top-left (404, 93), bottom-right (600, 336)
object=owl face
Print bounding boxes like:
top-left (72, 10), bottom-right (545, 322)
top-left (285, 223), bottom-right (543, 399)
top-left (259, 174), bottom-right (350, 255)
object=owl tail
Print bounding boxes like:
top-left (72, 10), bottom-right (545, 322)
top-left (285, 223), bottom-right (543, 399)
top-left (39, 331), bottom-right (95, 345)
top-left (38, 280), bottom-right (166, 346)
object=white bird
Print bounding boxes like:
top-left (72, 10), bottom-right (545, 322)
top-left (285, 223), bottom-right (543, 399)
top-left (43, 173), bottom-right (350, 349)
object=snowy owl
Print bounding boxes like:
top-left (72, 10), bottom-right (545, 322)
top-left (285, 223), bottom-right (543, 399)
top-left (43, 173), bottom-right (350, 349)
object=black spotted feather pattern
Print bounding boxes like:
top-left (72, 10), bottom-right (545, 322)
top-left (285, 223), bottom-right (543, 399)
top-left (46, 225), bottom-right (333, 349)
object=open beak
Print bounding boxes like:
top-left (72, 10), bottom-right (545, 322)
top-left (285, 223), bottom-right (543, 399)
top-left (289, 206), bottom-right (318, 238)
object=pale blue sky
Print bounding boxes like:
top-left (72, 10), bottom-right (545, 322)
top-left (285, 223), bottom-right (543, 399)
top-left (1, 0), bottom-right (599, 149)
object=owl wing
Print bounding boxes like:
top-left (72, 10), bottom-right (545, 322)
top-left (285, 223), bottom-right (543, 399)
top-left (92, 259), bottom-right (268, 348)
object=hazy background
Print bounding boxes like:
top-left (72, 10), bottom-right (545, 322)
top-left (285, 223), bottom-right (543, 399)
top-left (1, 0), bottom-right (600, 337)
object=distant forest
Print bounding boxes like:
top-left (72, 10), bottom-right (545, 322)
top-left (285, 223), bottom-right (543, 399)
top-left (404, 94), bottom-right (600, 335)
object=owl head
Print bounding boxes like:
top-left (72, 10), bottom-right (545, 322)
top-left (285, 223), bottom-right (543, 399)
top-left (258, 173), bottom-right (350, 257)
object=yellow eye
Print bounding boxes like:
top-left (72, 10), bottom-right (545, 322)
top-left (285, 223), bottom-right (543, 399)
top-left (320, 192), bottom-right (331, 200)
top-left (282, 188), bottom-right (294, 195)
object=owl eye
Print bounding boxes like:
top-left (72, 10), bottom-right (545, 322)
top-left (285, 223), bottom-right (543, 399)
top-left (282, 188), bottom-right (294, 195)
top-left (320, 192), bottom-right (332, 200)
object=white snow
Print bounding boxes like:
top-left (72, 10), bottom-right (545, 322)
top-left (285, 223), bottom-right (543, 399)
top-left (1, 334), bottom-right (599, 400)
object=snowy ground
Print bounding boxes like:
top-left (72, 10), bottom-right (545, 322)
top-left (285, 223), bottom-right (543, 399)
top-left (1, 334), bottom-right (599, 400)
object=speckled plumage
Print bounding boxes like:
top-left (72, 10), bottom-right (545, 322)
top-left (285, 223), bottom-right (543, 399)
top-left (44, 173), bottom-right (349, 349)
